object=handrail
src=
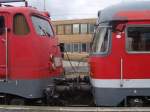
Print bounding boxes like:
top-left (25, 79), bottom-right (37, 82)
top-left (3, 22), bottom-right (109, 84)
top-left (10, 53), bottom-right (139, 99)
top-left (5, 27), bottom-right (8, 82)
top-left (120, 58), bottom-right (123, 87)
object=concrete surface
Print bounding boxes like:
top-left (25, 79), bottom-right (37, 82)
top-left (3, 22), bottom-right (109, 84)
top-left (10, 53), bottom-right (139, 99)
top-left (0, 106), bottom-right (150, 112)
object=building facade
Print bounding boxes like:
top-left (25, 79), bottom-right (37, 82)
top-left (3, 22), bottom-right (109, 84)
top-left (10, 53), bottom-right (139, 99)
top-left (52, 18), bottom-right (96, 61)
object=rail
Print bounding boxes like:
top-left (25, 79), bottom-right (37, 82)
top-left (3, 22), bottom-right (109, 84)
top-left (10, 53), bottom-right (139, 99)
top-left (0, 106), bottom-right (150, 112)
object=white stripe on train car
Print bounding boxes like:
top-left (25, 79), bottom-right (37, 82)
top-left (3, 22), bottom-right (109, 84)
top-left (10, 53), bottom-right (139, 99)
top-left (91, 78), bottom-right (150, 88)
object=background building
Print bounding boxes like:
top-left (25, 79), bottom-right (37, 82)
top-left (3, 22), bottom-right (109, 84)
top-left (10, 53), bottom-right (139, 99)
top-left (52, 18), bottom-right (96, 61)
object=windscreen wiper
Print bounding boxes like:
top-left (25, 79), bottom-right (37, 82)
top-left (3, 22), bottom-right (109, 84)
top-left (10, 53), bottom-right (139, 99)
top-left (39, 25), bottom-right (50, 37)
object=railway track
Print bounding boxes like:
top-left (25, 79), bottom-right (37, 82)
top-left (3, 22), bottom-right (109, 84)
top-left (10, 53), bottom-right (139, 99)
top-left (1, 106), bottom-right (150, 112)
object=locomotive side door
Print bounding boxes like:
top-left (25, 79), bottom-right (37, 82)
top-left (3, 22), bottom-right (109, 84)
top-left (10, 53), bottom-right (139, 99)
top-left (31, 15), bottom-right (60, 78)
top-left (0, 13), bottom-right (9, 80)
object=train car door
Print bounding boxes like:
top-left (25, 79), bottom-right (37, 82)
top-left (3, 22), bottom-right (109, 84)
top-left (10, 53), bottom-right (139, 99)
top-left (0, 13), bottom-right (9, 80)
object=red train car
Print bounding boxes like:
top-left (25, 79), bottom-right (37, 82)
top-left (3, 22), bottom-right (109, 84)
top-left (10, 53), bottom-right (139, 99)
top-left (89, 1), bottom-right (150, 106)
top-left (0, 0), bottom-right (63, 104)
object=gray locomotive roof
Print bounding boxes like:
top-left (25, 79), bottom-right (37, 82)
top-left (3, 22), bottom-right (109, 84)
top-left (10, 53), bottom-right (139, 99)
top-left (98, 1), bottom-right (150, 24)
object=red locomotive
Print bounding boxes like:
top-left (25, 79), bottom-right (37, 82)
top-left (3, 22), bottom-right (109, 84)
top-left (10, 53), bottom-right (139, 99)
top-left (0, 0), bottom-right (63, 104)
top-left (89, 1), bottom-right (150, 106)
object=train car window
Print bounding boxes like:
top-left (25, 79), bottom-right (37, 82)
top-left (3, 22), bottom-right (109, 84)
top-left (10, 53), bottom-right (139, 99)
top-left (92, 26), bottom-right (109, 53)
top-left (0, 16), bottom-right (5, 35)
top-left (81, 24), bottom-right (88, 34)
top-left (65, 24), bottom-right (72, 34)
top-left (13, 14), bottom-right (30, 35)
top-left (127, 26), bottom-right (150, 52)
top-left (31, 16), bottom-right (54, 37)
top-left (73, 24), bottom-right (79, 34)
top-left (57, 25), bottom-right (64, 35)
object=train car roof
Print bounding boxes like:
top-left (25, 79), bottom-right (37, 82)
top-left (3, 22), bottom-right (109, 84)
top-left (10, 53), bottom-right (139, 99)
top-left (98, 1), bottom-right (150, 24)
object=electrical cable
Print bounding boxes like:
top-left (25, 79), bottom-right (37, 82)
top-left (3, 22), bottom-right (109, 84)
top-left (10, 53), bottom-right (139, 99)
top-left (58, 43), bottom-right (89, 84)
top-left (63, 48), bottom-right (77, 74)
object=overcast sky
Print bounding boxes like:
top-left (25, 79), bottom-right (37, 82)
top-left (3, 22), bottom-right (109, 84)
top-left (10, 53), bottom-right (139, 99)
top-left (26, 0), bottom-right (123, 20)
top-left (10, 0), bottom-right (150, 20)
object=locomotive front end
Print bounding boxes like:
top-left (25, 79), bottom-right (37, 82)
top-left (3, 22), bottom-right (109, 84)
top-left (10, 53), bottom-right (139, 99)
top-left (89, 1), bottom-right (150, 106)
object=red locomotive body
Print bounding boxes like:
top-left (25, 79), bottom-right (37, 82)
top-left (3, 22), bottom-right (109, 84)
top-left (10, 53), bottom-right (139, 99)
top-left (0, 1), bottom-right (63, 104)
top-left (89, 1), bottom-right (150, 106)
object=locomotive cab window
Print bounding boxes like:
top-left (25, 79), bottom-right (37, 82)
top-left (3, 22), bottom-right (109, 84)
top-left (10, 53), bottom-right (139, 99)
top-left (92, 24), bottom-right (110, 54)
top-left (127, 26), bottom-right (150, 52)
top-left (13, 14), bottom-right (30, 35)
top-left (31, 16), bottom-right (54, 37)
top-left (0, 16), bottom-right (5, 35)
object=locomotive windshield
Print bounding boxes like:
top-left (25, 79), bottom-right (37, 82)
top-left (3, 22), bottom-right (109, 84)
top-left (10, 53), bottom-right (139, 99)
top-left (127, 26), bottom-right (150, 52)
top-left (92, 24), bottom-right (109, 54)
top-left (31, 16), bottom-right (54, 37)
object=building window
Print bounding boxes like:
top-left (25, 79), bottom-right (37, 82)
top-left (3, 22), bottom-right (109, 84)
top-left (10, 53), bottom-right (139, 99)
top-left (31, 16), bottom-right (54, 37)
top-left (73, 43), bottom-right (79, 52)
top-left (57, 25), bottom-right (64, 35)
top-left (89, 24), bottom-right (94, 34)
top-left (73, 24), bottom-right (79, 34)
top-left (65, 44), bottom-right (72, 52)
top-left (87, 43), bottom-right (90, 52)
top-left (65, 24), bottom-right (72, 34)
top-left (81, 24), bottom-right (88, 34)
top-left (14, 14), bottom-right (30, 35)
top-left (127, 26), bottom-right (150, 52)
top-left (81, 43), bottom-right (87, 52)
top-left (64, 43), bottom-right (91, 53)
